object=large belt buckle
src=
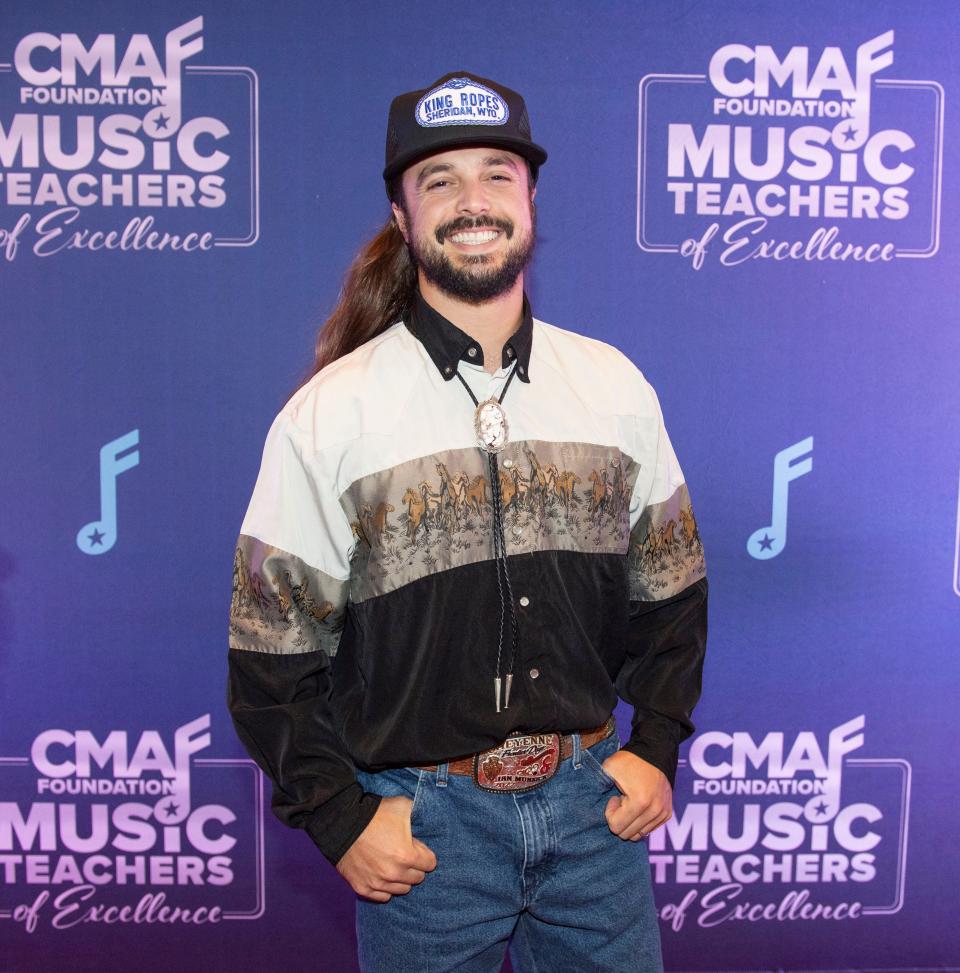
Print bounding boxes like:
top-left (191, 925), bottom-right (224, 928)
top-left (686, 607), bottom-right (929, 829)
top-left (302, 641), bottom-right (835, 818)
top-left (473, 731), bottom-right (561, 793)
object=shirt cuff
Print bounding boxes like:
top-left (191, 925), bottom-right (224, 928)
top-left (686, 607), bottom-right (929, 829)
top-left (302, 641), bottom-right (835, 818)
top-left (621, 717), bottom-right (682, 788)
top-left (305, 782), bottom-right (383, 866)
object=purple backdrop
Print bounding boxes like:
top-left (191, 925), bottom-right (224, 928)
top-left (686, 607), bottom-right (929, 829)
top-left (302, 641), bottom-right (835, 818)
top-left (1, 1), bottom-right (958, 970)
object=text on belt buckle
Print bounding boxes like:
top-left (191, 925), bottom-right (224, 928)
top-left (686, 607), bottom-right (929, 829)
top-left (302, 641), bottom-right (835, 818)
top-left (473, 732), bottom-right (561, 793)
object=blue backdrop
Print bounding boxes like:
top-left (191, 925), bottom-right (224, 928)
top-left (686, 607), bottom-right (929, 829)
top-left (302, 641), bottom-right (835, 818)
top-left (1, 1), bottom-right (957, 970)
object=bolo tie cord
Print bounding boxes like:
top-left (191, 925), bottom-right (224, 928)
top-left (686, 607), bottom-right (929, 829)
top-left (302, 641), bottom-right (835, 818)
top-left (454, 361), bottom-right (520, 712)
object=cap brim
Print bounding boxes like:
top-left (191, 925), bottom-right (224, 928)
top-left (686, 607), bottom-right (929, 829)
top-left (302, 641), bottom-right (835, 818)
top-left (383, 134), bottom-right (548, 182)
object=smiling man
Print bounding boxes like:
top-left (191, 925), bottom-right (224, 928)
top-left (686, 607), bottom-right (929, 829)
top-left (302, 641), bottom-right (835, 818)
top-left (396, 146), bottom-right (535, 305)
top-left (228, 71), bottom-right (708, 972)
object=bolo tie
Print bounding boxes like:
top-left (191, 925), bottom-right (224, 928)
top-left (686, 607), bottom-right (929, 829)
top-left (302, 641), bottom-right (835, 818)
top-left (453, 359), bottom-right (520, 713)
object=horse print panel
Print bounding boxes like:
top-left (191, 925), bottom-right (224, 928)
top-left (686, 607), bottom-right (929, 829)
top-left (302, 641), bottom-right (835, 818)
top-left (342, 440), bottom-right (642, 603)
top-left (627, 482), bottom-right (706, 602)
top-left (230, 535), bottom-right (349, 655)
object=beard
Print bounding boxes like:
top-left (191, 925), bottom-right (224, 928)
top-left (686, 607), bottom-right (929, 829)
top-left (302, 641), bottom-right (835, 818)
top-left (405, 206), bottom-right (536, 305)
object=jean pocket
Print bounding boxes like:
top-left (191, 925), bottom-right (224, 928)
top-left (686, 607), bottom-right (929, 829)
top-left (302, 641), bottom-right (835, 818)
top-left (357, 766), bottom-right (421, 809)
top-left (408, 769), bottom-right (425, 823)
top-left (581, 747), bottom-right (619, 790)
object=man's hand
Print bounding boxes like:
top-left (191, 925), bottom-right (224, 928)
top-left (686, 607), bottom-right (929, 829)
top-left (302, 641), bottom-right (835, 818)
top-left (335, 796), bottom-right (437, 902)
top-left (599, 750), bottom-right (672, 841)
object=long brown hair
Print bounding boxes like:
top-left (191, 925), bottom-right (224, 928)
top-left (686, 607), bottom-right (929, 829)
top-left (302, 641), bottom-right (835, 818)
top-left (303, 212), bottom-right (415, 386)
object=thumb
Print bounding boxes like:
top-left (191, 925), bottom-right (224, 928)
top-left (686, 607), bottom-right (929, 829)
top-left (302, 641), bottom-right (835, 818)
top-left (605, 794), bottom-right (622, 822)
top-left (412, 838), bottom-right (437, 871)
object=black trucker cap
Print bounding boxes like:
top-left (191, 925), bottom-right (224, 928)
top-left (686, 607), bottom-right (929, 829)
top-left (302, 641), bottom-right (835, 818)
top-left (383, 71), bottom-right (548, 186)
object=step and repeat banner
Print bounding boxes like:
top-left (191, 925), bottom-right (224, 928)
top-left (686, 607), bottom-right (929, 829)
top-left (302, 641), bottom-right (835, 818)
top-left (1, 2), bottom-right (957, 971)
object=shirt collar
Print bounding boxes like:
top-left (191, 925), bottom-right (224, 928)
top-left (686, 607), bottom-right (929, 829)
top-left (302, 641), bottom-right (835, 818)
top-left (403, 289), bottom-right (533, 383)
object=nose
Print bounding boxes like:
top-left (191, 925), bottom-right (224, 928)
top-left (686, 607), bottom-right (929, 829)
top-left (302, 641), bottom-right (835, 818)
top-left (455, 175), bottom-right (491, 215)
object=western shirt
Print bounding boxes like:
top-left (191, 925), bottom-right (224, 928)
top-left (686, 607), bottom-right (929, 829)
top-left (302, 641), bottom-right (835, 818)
top-left (228, 291), bottom-right (708, 865)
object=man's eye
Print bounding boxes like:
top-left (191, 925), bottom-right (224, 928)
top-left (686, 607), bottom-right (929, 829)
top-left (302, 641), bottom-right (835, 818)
top-left (427, 180), bottom-right (449, 190)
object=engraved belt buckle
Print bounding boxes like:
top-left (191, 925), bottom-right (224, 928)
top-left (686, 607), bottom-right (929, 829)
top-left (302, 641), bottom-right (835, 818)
top-left (473, 731), bottom-right (561, 793)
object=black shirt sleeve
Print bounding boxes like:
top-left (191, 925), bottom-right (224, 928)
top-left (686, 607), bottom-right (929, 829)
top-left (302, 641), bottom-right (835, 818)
top-left (617, 577), bottom-right (708, 786)
top-left (616, 375), bottom-right (708, 786)
top-left (226, 413), bottom-right (381, 866)
top-left (228, 643), bottom-right (381, 865)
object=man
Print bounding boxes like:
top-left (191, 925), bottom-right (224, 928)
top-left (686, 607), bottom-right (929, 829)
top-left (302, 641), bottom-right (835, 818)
top-left (228, 71), bottom-right (707, 972)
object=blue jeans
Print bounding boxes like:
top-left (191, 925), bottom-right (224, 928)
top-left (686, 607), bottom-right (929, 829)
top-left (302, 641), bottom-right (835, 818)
top-left (355, 731), bottom-right (663, 973)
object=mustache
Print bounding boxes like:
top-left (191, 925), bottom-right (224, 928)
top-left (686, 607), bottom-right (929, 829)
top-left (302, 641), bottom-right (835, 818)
top-left (434, 215), bottom-right (514, 245)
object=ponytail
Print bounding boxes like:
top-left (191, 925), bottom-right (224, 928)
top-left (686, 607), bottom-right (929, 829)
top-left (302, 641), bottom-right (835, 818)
top-left (303, 214), bottom-right (415, 384)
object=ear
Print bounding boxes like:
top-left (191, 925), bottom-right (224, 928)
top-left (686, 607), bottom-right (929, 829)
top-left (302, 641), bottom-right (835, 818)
top-left (391, 202), bottom-right (409, 242)
top-left (530, 184), bottom-right (537, 204)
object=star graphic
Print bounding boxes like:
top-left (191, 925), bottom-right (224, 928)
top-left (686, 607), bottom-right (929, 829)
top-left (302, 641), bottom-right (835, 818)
top-left (87, 528), bottom-right (105, 546)
top-left (813, 799), bottom-right (828, 816)
top-left (757, 534), bottom-right (775, 551)
top-left (161, 800), bottom-right (180, 818)
top-left (841, 124), bottom-right (857, 143)
top-left (153, 113), bottom-right (170, 132)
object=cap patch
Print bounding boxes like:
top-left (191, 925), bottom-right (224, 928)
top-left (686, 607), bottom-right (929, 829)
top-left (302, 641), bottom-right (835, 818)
top-left (415, 77), bottom-right (509, 128)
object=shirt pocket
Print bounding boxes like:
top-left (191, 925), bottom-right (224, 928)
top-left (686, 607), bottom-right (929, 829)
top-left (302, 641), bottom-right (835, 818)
top-left (555, 442), bottom-right (634, 555)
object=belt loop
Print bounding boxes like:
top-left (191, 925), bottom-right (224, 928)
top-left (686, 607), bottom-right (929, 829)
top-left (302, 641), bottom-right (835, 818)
top-left (572, 731), bottom-right (583, 769)
top-left (436, 762), bottom-right (449, 788)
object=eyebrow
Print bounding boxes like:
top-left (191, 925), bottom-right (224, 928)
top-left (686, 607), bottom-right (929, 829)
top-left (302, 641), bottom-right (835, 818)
top-left (414, 154), bottom-right (521, 188)
top-left (481, 154), bottom-right (520, 172)
top-left (415, 162), bottom-right (454, 188)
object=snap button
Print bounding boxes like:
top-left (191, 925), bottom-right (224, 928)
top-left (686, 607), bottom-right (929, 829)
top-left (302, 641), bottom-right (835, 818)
top-left (444, 365), bottom-right (453, 375)
top-left (519, 596), bottom-right (530, 607)
top-left (529, 668), bottom-right (540, 679)
top-left (506, 348), bottom-right (515, 358)
top-left (467, 347), bottom-right (478, 358)
top-left (503, 458), bottom-right (514, 469)
top-left (518, 365), bottom-right (525, 374)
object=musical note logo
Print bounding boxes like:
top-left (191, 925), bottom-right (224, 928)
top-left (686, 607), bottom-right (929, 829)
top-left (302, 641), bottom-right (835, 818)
top-left (142, 17), bottom-right (204, 139)
top-left (829, 30), bottom-right (894, 152)
top-left (803, 714), bottom-right (865, 825)
top-left (747, 436), bottom-right (813, 560)
top-left (151, 714), bottom-right (212, 826)
top-left (76, 430), bottom-right (140, 555)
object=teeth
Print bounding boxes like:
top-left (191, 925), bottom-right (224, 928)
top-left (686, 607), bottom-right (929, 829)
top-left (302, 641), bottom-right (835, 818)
top-left (449, 230), bottom-right (499, 244)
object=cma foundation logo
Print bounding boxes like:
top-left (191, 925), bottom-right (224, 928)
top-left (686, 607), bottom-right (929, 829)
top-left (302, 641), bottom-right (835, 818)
top-left (652, 715), bottom-right (911, 931)
top-left (637, 31), bottom-right (943, 269)
top-left (0, 715), bottom-right (265, 933)
top-left (0, 16), bottom-right (259, 261)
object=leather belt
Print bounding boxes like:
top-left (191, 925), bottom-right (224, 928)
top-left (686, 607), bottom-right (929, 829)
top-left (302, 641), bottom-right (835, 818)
top-left (420, 716), bottom-right (616, 791)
